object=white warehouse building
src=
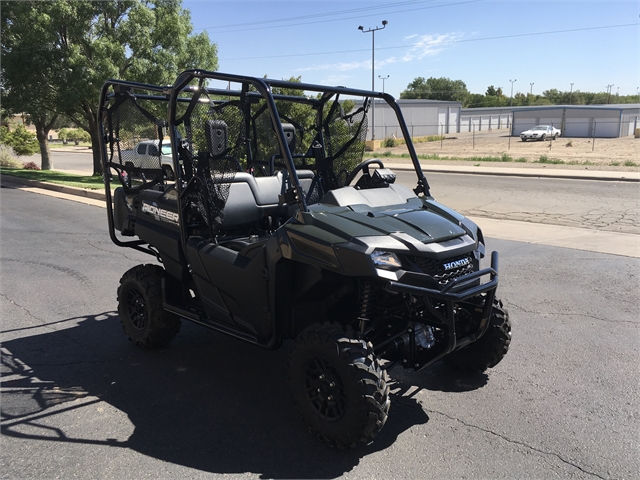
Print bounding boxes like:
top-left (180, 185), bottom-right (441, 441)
top-left (511, 105), bottom-right (640, 138)
top-left (459, 107), bottom-right (513, 132)
top-left (363, 99), bottom-right (462, 140)
top-left (364, 101), bottom-right (639, 141)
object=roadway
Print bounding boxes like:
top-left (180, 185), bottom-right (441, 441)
top-left (1, 165), bottom-right (639, 478)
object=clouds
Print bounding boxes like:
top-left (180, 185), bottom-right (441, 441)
top-left (402, 32), bottom-right (465, 61)
top-left (296, 31), bottom-right (464, 74)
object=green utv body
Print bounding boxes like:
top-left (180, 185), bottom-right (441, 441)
top-left (99, 70), bottom-right (511, 448)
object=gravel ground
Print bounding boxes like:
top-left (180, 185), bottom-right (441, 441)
top-left (382, 130), bottom-right (640, 171)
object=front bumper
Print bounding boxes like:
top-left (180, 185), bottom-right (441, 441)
top-left (381, 251), bottom-right (499, 369)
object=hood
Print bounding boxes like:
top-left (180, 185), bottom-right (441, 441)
top-left (301, 204), bottom-right (466, 245)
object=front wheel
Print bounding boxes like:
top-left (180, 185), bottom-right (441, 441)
top-left (443, 299), bottom-right (511, 373)
top-left (540, 134), bottom-right (546, 141)
top-left (288, 323), bottom-right (390, 448)
top-left (117, 264), bottom-right (181, 348)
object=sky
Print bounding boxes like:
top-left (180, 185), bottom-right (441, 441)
top-left (182, 0), bottom-right (639, 99)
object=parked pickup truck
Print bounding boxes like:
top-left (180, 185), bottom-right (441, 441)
top-left (122, 140), bottom-right (175, 180)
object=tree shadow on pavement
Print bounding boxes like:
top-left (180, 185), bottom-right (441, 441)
top-left (1, 312), bottom-right (430, 479)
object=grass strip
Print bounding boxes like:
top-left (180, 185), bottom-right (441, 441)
top-left (1, 167), bottom-right (105, 190)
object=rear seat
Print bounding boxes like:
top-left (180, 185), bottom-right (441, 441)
top-left (210, 169), bottom-right (318, 229)
top-left (221, 172), bottom-right (285, 228)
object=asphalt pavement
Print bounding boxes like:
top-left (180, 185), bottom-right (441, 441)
top-left (1, 186), bottom-right (638, 479)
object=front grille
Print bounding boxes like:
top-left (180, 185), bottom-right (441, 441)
top-left (409, 253), bottom-right (474, 285)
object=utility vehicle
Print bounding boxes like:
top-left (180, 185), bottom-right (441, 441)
top-left (99, 70), bottom-right (511, 448)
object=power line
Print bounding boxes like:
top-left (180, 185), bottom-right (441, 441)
top-left (204, 0), bottom-right (481, 34)
top-left (198, 0), bottom-right (434, 30)
top-left (219, 23), bottom-right (637, 61)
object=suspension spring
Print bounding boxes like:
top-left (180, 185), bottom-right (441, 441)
top-left (358, 281), bottom-right (375, 333)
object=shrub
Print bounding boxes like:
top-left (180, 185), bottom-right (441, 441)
top-left (537, 155), bottom-right (564, 164)
top-left (383, 137), bottom-right (396, 148)
top-left (0, 125), bottom-right (39, 156)
top-left (57, 127), bottom-right (90, 145)
top-left (0, 144), bottom-right (24, 168)
top-left (22, 161), bottom-right (41, 170)
top-left (565, 141), bottom-right (573, 147)
top-left (623, 160), bottom-right (638, 167)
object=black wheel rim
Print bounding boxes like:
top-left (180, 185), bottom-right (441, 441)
top-left (125, 287), bottom-right (148, 331)
top-left (303, 357), bottom-right (346, 421)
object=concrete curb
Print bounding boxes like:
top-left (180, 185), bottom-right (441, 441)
top-left (2, 175), bottom-right (107, 201)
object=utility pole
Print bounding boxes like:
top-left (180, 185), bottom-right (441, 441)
top-left (358, 20), bottom-right (388, 141)
top-left (509, 79), bottom-right (517, 107)
top-left (606, 84), bottom-right (614, 104)
top-left (530, 82), bottom-right (534, 95)
top-left (378, 75), bottom-right (389, 93)
top-left (569, 83), bottom-right (574, 105)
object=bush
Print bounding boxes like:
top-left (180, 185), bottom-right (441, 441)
top-left (0, 125), bottom-right (39, 156)
top-left (57, 127), bottom-right (90, 145)
top-left (22, 161), bottom-right (41, 170)
top-left (565, 141), bottom-right (573, 147)
top-left (383, 137), bottom-right (396, 148)
top-left (0, 144), bottom-right (24, 168)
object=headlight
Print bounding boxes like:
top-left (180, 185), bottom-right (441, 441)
top-left (371, 251), bottom-right (402, 271)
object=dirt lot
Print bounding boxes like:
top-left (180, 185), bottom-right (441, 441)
top-left (384, 130), bottom-right (640, 172)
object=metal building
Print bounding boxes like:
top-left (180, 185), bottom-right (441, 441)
top-left (363, 99), bottom-right (462, 140)
top-left (511, 105), bottom-right (640, 138)
top-left (459, 107), bottom-right (512, 132)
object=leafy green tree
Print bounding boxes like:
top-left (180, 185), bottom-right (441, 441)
top-left (400, 77), bottom-right (469, 103)
top-left (0, 125), bottom-right (40, 156)
top-left (400, 77), bottom-right (431, 99)
top-left (1, 0), bottom-right (218, 175)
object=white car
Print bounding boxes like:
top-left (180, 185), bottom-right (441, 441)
top-left (520, 125), bottom-right (561, 141)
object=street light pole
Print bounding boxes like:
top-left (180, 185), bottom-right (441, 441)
top-left (359, 20), bottom-right (388, 141)
top-left (530, 82), bottom-right (534, 95)
top-left (606, 84), bottom-right (614, 104)
top-left (378, 75), bottom-right (389, 93)
top-left (509, 79), bottom-right (517, 107)
top-left (569, 83), bottom-right (574, 105)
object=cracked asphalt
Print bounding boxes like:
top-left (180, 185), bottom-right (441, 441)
top-left (396, 171), bottom-right (640, 235)
top-left (1, 181), bottom-right (638, 479)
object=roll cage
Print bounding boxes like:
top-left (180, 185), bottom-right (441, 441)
top-left (98, 69), bottom-right (431, 255)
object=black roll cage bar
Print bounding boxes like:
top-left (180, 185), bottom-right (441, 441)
top-left (98, 70), bottom-right (431, 255)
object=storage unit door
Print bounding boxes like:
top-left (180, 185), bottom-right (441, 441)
top-left (563, 118), bottom-right (590, 137)
top-left (513, 118), bottom-right (536, 135)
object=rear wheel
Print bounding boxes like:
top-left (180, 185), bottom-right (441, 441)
top-left (553, 133), bottom-right (559, 140)
top-left (444, 299), bottom-right (511, 373)
top-left (117, 264), bottom-right (181, 348)
top-left (289, 323), bottom-right (390, 448)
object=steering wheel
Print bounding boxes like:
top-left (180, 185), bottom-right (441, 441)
top-left (345, 159), bottom-right (385, 186)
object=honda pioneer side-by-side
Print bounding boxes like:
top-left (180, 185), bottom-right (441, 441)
top-left (99, 70), bottom-right (511, 448)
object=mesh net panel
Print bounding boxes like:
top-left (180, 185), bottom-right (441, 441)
top-left (184, 99), bottom-right (244, 232)
top-left (104, 94), bottom-right (165, 190)
top-left (323, 100), bottom-right (368, 187)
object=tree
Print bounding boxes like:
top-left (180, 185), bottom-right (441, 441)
top-left (400, 76), bottom-right (469, 103)
top-left (1, 0), bottom-right (218, 175)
